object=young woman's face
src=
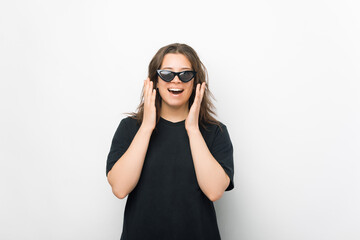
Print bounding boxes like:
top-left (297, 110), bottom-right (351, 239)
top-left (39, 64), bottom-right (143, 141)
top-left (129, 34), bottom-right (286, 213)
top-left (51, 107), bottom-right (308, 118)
top-left (157, 53), bottom-right (194, 110)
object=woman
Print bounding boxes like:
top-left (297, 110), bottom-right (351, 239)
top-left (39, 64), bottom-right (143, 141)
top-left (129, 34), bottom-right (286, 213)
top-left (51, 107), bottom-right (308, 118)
top-left (106, 43), bottom-right (234, 240)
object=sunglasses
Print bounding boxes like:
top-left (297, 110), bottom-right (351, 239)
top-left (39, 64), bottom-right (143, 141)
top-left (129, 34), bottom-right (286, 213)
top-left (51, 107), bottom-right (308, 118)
top-left (157, 70), bottom-right (197, 83)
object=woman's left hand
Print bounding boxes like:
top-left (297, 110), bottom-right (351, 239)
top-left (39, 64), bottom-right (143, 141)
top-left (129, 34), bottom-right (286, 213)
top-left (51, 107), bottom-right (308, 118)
top-left (185, 82), bottom-right (206, 132)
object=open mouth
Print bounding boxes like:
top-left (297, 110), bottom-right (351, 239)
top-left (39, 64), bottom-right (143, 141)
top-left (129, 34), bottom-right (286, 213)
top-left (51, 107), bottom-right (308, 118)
top-left (168, 88), bottom-right (184, 95)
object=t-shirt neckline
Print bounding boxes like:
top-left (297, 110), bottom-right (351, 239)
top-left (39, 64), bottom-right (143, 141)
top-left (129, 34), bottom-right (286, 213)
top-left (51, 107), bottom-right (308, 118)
top-left (159, 116), bottom-right (186, 127)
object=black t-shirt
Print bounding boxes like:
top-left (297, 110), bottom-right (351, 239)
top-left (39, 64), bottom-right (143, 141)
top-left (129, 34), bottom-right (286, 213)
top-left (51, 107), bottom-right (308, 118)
top-left (106, 116), bottom-right (234, 240)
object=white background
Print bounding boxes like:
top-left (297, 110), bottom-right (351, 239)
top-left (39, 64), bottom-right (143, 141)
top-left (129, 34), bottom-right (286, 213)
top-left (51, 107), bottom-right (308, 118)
top-left (1, 0), bottom-right (359, 239)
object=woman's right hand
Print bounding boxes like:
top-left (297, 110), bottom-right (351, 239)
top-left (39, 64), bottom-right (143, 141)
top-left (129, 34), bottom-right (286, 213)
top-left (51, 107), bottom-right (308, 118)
top-left (141, 78), bottom-right (157, 131)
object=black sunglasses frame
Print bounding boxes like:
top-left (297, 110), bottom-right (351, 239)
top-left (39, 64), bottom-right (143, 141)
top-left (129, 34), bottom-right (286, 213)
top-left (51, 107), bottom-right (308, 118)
top-left (157, 70), bottom-right (197, 83)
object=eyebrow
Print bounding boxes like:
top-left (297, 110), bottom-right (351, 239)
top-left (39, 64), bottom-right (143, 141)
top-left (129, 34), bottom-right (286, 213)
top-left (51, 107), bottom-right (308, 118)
top-left (161, 66), bottom-right (192, 70)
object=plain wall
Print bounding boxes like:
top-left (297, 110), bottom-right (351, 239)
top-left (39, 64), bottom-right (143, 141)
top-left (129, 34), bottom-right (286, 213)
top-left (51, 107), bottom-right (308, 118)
top-left (0, 0), bottom-right (359, 239)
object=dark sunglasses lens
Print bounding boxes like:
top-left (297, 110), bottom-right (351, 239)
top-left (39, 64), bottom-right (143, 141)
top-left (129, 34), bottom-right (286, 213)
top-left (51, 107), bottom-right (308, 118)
top-left (159, 71), bottom-right (174, 82)
top-left (179, 71), bottom-right (195, 82)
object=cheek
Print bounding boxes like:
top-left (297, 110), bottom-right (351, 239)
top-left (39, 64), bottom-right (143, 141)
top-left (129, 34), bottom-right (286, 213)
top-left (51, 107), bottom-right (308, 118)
top-left (156, 81), bottom-right (164, 91)
top-left (157, 83), bottom-right (167, 97)
top-left (187, 83), bottom-right (195, 94)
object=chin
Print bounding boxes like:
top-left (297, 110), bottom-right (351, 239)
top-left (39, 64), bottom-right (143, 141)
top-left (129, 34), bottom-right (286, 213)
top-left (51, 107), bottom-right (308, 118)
top-left (162, 99), bottom-right (188, 108)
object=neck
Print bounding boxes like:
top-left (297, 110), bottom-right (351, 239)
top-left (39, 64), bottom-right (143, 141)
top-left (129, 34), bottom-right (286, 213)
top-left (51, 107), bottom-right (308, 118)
top-left (160, 101), bottom-right (189, 122)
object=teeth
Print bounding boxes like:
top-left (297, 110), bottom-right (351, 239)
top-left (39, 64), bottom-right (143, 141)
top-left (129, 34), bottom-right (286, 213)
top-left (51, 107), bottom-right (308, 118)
top-left (168, 89), bottom-right (183, 92)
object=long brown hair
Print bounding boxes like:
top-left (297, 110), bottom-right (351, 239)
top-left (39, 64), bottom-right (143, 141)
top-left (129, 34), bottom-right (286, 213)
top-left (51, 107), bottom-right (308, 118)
top-left (125, 43), bottom-right (221, 131)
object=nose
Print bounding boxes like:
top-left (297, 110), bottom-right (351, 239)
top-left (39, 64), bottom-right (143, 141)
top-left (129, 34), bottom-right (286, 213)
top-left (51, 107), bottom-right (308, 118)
top-left (171, 75), bottom-right (181, 83)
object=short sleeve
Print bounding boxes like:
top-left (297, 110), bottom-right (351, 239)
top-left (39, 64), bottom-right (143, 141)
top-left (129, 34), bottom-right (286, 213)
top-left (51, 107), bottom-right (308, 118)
top-left (106, 118), bottom-right (132, 177)
top-left (210, 124), bottom-right (234, 191)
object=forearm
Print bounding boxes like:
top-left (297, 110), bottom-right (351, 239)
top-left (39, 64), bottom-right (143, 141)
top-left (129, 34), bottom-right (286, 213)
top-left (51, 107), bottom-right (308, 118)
top-left (187, 128), bottom-right (230, 202)
top-left (107, 126), bottom-right (153, 199)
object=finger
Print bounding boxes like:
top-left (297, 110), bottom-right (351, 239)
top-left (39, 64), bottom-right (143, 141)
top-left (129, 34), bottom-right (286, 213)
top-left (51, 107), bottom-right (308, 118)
top-left (193, 83), bottom-right (201, 105)
top-left (200, 82), bottom-right (206, 99)
top-left (147, 80), bottom-right (153, 104)
top-left (151, 87), bottom-right (156, 105)
top-left (143, 80), bottom-right (146, 104)
top-left (144, 78), bottom-right (150, 104)
top-left (194, 83), bottom-right (205, 107)
top-left (197, 83), bottom-right (202, 99)
top-left (197, 83), bottom-right (204, 103)
top-left (144, 79), bottom-right (149, 103)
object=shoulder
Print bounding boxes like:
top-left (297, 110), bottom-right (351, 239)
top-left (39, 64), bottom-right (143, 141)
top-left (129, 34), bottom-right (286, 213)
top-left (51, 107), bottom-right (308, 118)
top-left (200, 120), bottom-right (231, 147)
top-left (200, 120), bottom-right (229, 135)
top-left (117, 116), bottom-right (141, 138)
top-left (120, 116), bottom-right (140, 128)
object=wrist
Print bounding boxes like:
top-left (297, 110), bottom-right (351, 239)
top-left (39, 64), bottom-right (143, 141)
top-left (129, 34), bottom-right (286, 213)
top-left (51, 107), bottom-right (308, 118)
top-left (139, 124), bottom-right (154, 134)
top-left (186, 126), bottom-right (200, 135)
